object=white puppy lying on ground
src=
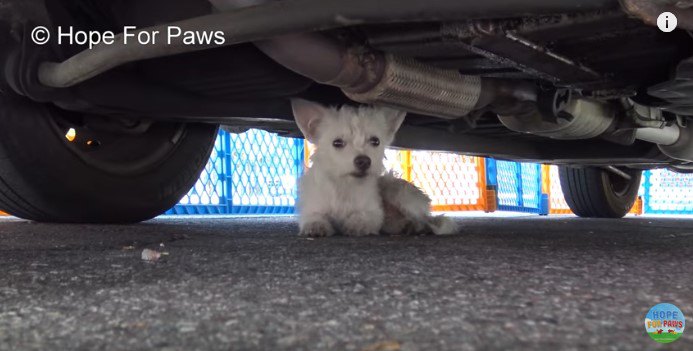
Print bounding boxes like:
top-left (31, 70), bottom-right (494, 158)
top-left (292, 99), bottom-right (458, 237)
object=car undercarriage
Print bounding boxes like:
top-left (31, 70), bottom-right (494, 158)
top-left (1, 0), bottom-right (692, 222)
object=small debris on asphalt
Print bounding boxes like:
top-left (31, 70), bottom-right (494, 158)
top-left (141, 249), bottom-right (162, 262)
top-left (122, 246), bottom-right (135, 250)
top-left (362, 340), bottom-right (401, 351)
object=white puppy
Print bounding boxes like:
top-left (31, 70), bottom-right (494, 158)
top-left (292, 99), bottom-right (458, 237)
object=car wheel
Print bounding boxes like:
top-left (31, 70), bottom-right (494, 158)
top-left (0, 94), bottom-right (218, 223)
top-left (558, 166), bottom-right (641, 218)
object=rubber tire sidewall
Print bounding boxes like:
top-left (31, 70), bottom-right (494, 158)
top-left (558, 166), bottom-right (642, 218)
top-left (0, 95), bottom-right (218, 223)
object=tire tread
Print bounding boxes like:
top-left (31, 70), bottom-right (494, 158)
top-left (558, 166), bottom-right (641, 219)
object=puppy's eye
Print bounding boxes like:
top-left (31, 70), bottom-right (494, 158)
top-left (369, 137), bottom-right (380, 147)
top-left (333, 139), bottom-right (346, 148)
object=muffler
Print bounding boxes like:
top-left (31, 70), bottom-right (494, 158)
top-left (499, 93), bottom-right (693, 161)
top-left (498, 97), bottom-right (616, 140)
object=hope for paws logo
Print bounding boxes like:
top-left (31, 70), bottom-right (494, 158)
top-left (645, 303), bottom-right (685, 343)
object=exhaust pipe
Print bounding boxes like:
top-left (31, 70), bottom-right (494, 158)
top-left (641, 124), bottom-right (693, 162)
top-left (634, 125), bottom-right (681, 146)
top-left (253, 33), bottom-right (536, 118)
top-left (342, 54), bottom-right (483, 118)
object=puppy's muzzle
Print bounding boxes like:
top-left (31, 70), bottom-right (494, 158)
top-left (353, 155), bottom-right (371, 174)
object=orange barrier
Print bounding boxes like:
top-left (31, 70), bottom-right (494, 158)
top-left (407, 152), bottom-right (489, 211)
top-left (0, 211), bottom-right (8, 216)
top-left (543, 165), bottom-right (573, 215)
top-left (305, 142), bottom-right (315, 168)
top-left (632, 196), bottom-right (644, 216)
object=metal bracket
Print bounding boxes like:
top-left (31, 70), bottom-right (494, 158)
top-left (603, 165), bottom-right (633, 179)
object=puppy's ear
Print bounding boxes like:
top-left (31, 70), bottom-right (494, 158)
top-left (292, 99), bottom-right (330, 143)
top-left (380, 106), bottom-right (407, 137)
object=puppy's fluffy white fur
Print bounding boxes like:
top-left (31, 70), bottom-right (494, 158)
top-left (292, 99), bottom-right (458, 237)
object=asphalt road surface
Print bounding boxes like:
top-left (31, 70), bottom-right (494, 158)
top-left (0, 215), bottom-right (691, 351)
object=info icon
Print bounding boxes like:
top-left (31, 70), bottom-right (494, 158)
top-left (657, 12), bottom-right (678, 32)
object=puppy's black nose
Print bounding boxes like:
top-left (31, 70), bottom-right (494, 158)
top-left (354, 155), bottom-right (371, 171)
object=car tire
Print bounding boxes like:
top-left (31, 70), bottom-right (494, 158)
top-left (0, 94), bottom-right (218, 223)
top-left (558, 166), bottom-right (641, 218)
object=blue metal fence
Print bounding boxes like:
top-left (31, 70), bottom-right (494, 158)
top-left (167, 130), bottom-right (230, 215)
top-left (167, 129), bottom-right (303, 215)
top-left (167, 130), bottom-right (691, 216)
top-left (487, 159), bottom-right (549, 215)
top-left (228, 129), bottom-right (304, 214)
top-left (642, 169), bottom-right (693, 215)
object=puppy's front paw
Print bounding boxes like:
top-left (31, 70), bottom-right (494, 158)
top-left (299, 220), bottom-right (335, 237)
